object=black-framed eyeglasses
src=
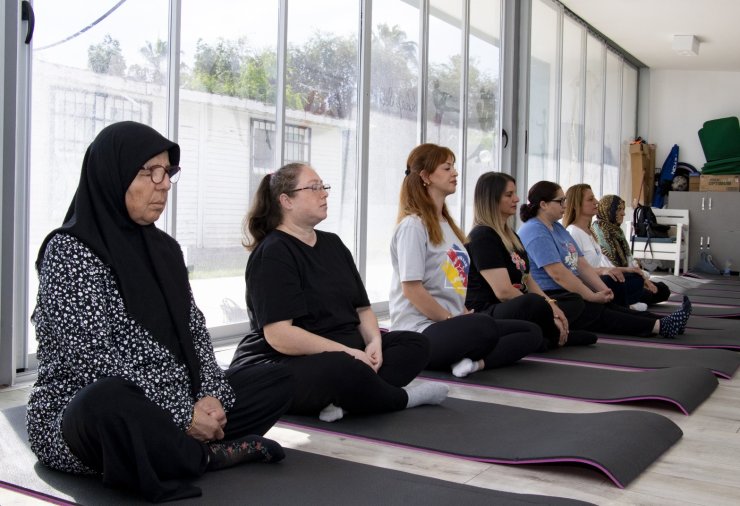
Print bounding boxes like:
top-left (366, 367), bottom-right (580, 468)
top-left (549, 197), bottom-right (566, 205)
top-left (140, 164), bottom-right (181, 184)
top-left (286, 183), bottom-right (331, 194)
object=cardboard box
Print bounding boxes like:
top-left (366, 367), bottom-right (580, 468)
top-left (699, 174), bottom-right (740, 192)
top-left (688, 174), bottom-right (700, 191)
top-left (630, 143), bottom-right (656, 204)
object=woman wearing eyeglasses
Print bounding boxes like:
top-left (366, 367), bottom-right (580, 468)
top-left (231, 163), bottom-right (447, 424)
top-left (28, 122), bottom-right (292, 502)
top-left (389, 144), bottom-right (544, 379)
top-left (518, 180), bottom-right (691, 338)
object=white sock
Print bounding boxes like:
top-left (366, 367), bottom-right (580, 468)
top-left (403, 382), bottom-right (449, 408)
top-left (318, 403), bottom-right (345, 422)
top-left (630, 302), bottom-right (648, 311)
top-left (451, 358), bottom-right (481, 378)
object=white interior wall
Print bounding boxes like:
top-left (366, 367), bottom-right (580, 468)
top-left (645, 69), bottom-right (740, 170)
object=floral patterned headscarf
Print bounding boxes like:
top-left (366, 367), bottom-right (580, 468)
top-left (592, 195), bottom-right (631, 267)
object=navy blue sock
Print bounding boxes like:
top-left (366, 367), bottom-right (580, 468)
top-left (659, 296), bottom-right (692, 338)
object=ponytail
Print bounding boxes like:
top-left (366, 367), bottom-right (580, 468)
top-left (519, 202), bottom-right (538, 222)
top-left (520, 180), bottom-right (561, 222)
top-left (242, 163), bottom-right (305, 251)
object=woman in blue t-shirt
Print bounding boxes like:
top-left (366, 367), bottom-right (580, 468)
top-left (390, 144), bottom-right (543, 378)
top-left (517, 181), bottom-right (691, 338)
top-left (231, 163), bottom-right (448, 422)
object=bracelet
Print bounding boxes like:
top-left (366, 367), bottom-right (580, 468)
top-left (186, 408), bottom-right (197, 432)
top-left (544, 297), bottom-right (557, 304)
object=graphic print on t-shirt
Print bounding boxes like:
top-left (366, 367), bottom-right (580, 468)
top-left (510, 250), bottom-right (528, 291)
top-left (442, 244), bottom-right (469, 295)
top-left (563, 242), bottom-right (579, 272)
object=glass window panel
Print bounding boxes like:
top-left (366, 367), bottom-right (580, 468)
top-left (465, 0), bottom-right (502, 229)
top-left (178, 0), bottom-right (278, 327)
top-left (583, 34), bottom-right (605, 192)
top-left (427, 0), bottom-right (464, 224)
top-left (620, 64), bottom-right (638, 197)
top-left (558, 17), bottom-right (584, 191)
top-left (28, 0), bottom-right (170, 353)
top-left (286, 1), bottom-right (359, 253)
top-left (602, 50), bottom-right (622, 196)
top-left (527, 0), bottom-right (559, 190)
top-left (365, 0), bottom-right (421, 302)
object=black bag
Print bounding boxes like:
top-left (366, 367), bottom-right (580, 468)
top-left (633, 205), bottom-right (670, 239)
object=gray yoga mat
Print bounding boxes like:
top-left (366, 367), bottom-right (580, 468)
top-left (658, 276), bottom-right (740, 296)
top-left (0, 406), bottom-right (592, 506)
top-left (683, 273), bottom-right (740, 284)
top-left (686, 315), bottom-right (740, 331)
top-left (420, 362), bottom-right (716, 414)
top-left (281, 397), bottom-right (682, 488)
top-left (528, 342), bottom-right (740, 379)
top-left (666, 293), bottom-right (740, 307)
top-left (657, 274), bottom-right (740, 291)
top-left (649, 302), bottom-right (740, 317)
top-left (597, 326), bottom-right (740, 350)
top-left (671, 286), bottom-right (740, 297)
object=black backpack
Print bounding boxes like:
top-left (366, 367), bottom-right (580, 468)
top-left (633, 204), bottom-right (670, 239)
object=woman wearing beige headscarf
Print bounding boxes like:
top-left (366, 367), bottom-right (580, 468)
top-left (592, 194), bottom-right (670, 305)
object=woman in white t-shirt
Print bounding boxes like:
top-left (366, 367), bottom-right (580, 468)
top-left (563, 184), bottom-right (665, 310)
top-left (389, 144), bottom-right (543, 378)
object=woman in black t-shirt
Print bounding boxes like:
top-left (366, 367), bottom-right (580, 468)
top-left (231, 163), bottom-right (448, 422)
top-left (466, 172), bottom-right (597, 348)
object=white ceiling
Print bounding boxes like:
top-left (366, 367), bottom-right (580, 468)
top-left (559, 0), bottom-right (740, 71)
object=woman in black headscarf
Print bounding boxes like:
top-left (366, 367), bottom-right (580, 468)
top-left (27, 121), bottom-right (293, 502)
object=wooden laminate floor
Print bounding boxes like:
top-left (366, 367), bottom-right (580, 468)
top-left (2, 342), bottom-right (740, 505)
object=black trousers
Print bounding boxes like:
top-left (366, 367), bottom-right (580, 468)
top-left (547, 290), bottom-right (657, 336)
top-left (640, 280), bottom-right (671, 305)
top-left (61, 364), bottom-right (293, 503)
top-left (601, 272), bottom-right (645, 307)
top-left (422, 313), bottom-right (544, 370)
top-left (280, 330), bottom-right (429, 416)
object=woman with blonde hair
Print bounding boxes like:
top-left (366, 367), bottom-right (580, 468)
top-left (563, 184), bottom-right (647, 309)
top-left (389, 144), bottom-right (543, 378)
top-left (465, 172), bottom-right (597, 348)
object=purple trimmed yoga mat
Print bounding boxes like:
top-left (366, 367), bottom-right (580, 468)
top-left (597, 326), bottom-right (740, 350)
top-left (0, 406), bottom-right (592, 506)
top-left (420, 363), bottom-right (716, 415)
top-left (683, 273), bottom-right (740, 284)
top-left (685, 315), bottom-right (740, 331)
top-left (667, 293), bottom-right (740, 307)
top-left (527, 342), bottom-right (740, 379)
top-left (649, 302), bottom-right (740, 318)
top-left (282, 397), bottom-right (682, 488)
top-left (659, 275), bottom-right (740, 294)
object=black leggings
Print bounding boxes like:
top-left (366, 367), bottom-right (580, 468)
top-left (478, 293), bottom-right (559, 348)
top-left (279, 330), bottom-right (429, 416)
top-left (61, 364), bottom-right (293, 502)
top-left (547, 290), bottom-right (657, 336)
top-left (421, 313), bottom-right (543, 370)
